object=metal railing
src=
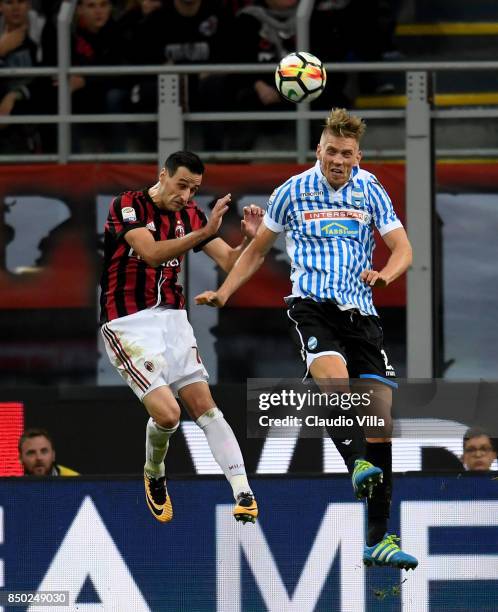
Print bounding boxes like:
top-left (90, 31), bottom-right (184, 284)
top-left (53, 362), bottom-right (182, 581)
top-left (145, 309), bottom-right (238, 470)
top-left (1, 0), bottom-right (498, 164)
top-left (2, 59), bottom-right (498, 163)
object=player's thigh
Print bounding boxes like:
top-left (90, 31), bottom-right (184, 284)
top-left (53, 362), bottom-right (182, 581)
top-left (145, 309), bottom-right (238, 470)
top-left (142, 385), bottom-right (181, 428)
top-left (310, 354), bottom-right (349, 380)
top-left (162, 310), bottom-right (209, 386)
top-left (178, 381), bottom-right (216, 420)
top-left (101, 310), bottom-right (167, 400)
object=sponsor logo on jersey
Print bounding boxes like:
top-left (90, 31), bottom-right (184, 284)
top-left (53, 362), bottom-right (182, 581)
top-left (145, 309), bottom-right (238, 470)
top-left (164, 258), bottom-right (180, 267)
top-left (175, 222), bottom-right (185, 238)
top-left (122, 207), bottom-right (137, 222)
top-left (146, 221), bottom-right (156, 231)
top-left (303, 209), bottom-right (369, 223)
top-left (320, 220), bottom-right (359, 237)
top-left (301, 191), bottom-right (324, 198)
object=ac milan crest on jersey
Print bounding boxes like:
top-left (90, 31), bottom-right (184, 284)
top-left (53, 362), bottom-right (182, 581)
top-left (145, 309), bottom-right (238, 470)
top-left (100, 189), bottom-right (213, 324)
top-left (175, 221), bottom-right (185, 238)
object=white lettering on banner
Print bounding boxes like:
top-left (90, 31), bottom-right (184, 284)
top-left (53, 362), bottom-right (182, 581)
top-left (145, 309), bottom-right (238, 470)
top-left (216, 503), bottom-right (364, 612)
top-left (401, 501), bottom-right (498, 612)
top-left (29, 497), bottom-right (150, 612)
top-left (5, 196), bottom-right (71, 272)
top-left (257, 435), bottom-right (301, 473)
top-left (182, 422), bottom-right (222, 474)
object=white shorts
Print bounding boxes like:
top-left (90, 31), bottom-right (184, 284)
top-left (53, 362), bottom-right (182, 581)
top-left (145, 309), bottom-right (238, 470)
top-left (101, 307), bottom-right (209, 400)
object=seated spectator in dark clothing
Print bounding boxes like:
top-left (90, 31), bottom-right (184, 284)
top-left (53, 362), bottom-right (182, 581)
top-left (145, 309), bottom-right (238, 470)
top-left (127, 0), bottom-right (233, 149)
top-left (116, 0), bottom-right (163, 111)
top-left (72, 0), bottom-right (124, 114)
top-left (228, 0), bottom-right (347, 149)
top-left (66, 0), bottom-right (127, 150)
top-left (112, 0), bottom-right (163, 150)
top-left (36, 0), bottom-right (127, 151)
top-left (118, 0), bottom-right (162, 45)
top-left (0, 0), bottom-right (48, 151)
top-left (230, 0), bottom-right (297, 112)
top-left (129, 0), bottom-right (232, 107)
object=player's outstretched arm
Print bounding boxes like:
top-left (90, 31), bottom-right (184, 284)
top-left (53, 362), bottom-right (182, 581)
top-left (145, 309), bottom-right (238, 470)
top-left (202, 205), bottom-right (265, 273)
top-left (125, 194), bottom-right (230, 267)
top-left (360, 227), bottom-right (413, 287)
top-left (195, 224), bottom-right (279, 307)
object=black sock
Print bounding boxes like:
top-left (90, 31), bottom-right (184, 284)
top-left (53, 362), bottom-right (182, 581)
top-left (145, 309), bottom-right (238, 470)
top-left (326, 407), bottom-right (366, 474)
top-left (365, 441), bottom-right (392, 546)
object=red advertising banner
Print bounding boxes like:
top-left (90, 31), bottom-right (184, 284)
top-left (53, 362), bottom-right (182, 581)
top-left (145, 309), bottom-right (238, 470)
top-left (0, 402), bottom-right (24, 476)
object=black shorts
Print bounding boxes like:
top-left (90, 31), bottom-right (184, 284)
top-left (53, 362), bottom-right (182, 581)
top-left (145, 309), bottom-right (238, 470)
top-left (286, 298), bottom-right (397, 387)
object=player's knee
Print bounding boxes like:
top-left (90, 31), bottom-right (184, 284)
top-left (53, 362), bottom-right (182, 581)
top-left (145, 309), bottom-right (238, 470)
top-left (187, 396), bottom-right (216, 419)
top-left (154, 404), bottom-right (181, 429)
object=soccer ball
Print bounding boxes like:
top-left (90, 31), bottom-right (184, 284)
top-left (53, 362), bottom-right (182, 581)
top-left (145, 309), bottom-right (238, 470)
top-left (275, 51), bottom-right (327, 103)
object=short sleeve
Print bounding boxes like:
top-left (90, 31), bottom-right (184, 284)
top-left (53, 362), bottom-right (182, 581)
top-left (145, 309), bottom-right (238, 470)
top-left (367, 176), bottom-right (403, 236)
top-left (264, 181), bottom-right (292, 233)
top-left (106, 192), bottom-right (146, 240)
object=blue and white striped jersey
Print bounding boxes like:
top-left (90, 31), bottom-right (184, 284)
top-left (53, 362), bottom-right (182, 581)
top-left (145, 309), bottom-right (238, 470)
top-left (264, 161), bottom-right (403, 315)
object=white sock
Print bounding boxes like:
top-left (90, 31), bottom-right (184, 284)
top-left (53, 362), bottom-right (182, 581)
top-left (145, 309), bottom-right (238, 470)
top-left (144, 417), bottom-right (178, 478)
top-left (196, 407), bottom-right (252, 499)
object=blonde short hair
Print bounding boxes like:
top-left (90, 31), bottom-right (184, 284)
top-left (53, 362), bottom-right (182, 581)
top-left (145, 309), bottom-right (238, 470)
top-left (322, 108), bottom-right (366, 143)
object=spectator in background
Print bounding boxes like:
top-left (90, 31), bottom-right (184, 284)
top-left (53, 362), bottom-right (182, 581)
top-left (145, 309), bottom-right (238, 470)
top-left (462, 427), bottom-right (497, 471)
top-left (114, 0), bottom-right (163, 150)
top-left (71, 0), bottom-right (126, 147)
top-left (0, 0), bottom-right (49, 151)
top-left (127, 0), bottom-right (233, 149)
top-left (118, 0), bottom-right (162, 48)
top-left (18, 428), bottom-right (79, 476)
top-left (37, 0), bottom-right (126, 151)
top-left (225, 0), bottom-right (297, 149)
top-left (230, 0), bottom-right (297, 112)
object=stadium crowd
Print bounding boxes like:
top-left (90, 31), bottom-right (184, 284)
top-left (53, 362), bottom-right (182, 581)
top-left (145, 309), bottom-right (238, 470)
top-left (0, 0), bottom-right (400, 152)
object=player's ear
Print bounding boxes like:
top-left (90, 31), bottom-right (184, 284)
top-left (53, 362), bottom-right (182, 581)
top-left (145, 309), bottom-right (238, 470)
top-left (356, 149), bottom-right (363, 165)
top-left (316, 143), bottom-right (322, 160)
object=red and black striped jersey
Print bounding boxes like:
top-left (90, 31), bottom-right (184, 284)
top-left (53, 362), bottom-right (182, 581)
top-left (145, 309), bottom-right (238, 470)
top-left (100, 189), bottom-right (211, 324)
